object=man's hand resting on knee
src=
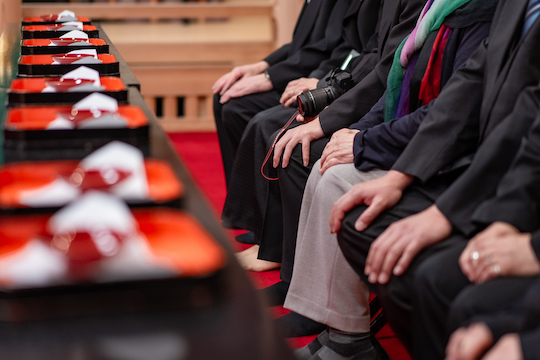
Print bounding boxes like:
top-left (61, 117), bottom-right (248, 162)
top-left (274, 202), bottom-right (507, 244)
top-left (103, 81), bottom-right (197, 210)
top-left (280, 77), bottom-right (319, 107)
top-left (273, 119), bottom-right (325, 168)
top-left (329, 170), bottom-right (413, 234)
top-left (364, 204), bottom-right (452, 284)
top-left (212, 61), bottom-right (269, 95)
top-left (219, 73), bottom-right (273, 104)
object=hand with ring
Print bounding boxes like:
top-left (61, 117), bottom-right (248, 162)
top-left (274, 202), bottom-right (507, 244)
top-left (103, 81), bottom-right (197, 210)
top-left (459, 222), bottom-right (540, 283)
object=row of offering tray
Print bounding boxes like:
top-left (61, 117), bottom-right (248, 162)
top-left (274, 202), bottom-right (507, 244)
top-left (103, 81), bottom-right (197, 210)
top-left (0, 11), bottom-right (227, 324)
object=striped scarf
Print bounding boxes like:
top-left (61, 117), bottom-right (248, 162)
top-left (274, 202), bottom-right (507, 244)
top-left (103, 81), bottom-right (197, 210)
top-left (384, 0), bottom-right (471, 121)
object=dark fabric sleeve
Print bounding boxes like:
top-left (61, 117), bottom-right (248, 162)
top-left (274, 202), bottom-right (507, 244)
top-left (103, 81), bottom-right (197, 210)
top-left (264, 43), bottom-right (293, 67)
top-left (465, 84), bottom-right (540, 235)
top-left (355, 104), bottom-right (433, 171)
top-left (318, 0), bottom-right (426, 136)
top-left (266, 0), bottom-right (351, 93)
top-left (531, 231), bottom-right (540, 262)
top-left (483, 315), bottom-right (525, 343)
top-left (521, 327), bottom-right (540, 360)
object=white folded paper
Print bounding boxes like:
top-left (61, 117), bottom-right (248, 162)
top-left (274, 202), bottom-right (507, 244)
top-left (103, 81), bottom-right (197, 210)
top-left (41, 66), bottom-right (102, 93)
top-left (59, 30), bottom-right (89, 39)
top-left (19, 141), bottom-right (149, 206)
top-left (57, 10), bottom-right (77, 22)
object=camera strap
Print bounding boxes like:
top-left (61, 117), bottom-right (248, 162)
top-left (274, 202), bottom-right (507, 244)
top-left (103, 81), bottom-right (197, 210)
top-left (261, 110), bottom-right (300, 181)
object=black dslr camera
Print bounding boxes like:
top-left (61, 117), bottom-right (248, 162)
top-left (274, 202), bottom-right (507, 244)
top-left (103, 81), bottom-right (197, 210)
top-left (296, 68), bottom-right (355, 118)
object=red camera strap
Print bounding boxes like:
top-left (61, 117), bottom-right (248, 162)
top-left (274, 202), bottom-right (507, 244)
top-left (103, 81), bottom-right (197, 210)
top-left (260, 110), bottom-right (299, 181)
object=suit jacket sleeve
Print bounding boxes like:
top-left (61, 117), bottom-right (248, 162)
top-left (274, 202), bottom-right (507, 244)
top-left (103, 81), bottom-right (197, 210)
top-left (318, 0), bottom-right (426, 136)
top-left (521, 327), bottom-right (540, 360)
top-left (266, 0), bottom-right (351, 93)
top-left (264, 43), bottom-right (293, 67)
top-left (433, 83), bottom-right (540, 236)
top-left (469, 86), bottom-right (540, 234)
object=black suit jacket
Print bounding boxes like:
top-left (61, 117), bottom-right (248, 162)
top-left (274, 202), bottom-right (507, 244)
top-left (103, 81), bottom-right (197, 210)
top-left (310, 0), bottom-right (382, 81)
top-left (469, 84), bottom-right (540, 235)
top-left (264, 0), bottom-right (352, 93)
top-left (391, 0), bottom-right (540, 236)
top-left (318, 0), bottom-right (426, 136)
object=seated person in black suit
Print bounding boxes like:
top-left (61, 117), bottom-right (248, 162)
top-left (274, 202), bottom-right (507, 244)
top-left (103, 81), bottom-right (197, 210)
top-left (213, 0), bottom-right (356, 185)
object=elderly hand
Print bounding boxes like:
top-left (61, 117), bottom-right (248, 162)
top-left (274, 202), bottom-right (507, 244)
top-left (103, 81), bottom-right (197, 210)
top-left (280, 77), bottom-right (319, 107)
top-left (364, 204), bottom-right (452, 284)
top-left (273, 119), bottom-right (325, 168)
top-left (219, 73), bottom-right (273, 104)
top-left (445, 323), bottom-right (494, 360)
top-left (319, 128), bottom-right (359, 174)
top-left (459, 222), bottom-right (540, 284)
top-left (212, 61), bottom-right (269, 95)
top-left (329, 170), bottom-right (413, 234)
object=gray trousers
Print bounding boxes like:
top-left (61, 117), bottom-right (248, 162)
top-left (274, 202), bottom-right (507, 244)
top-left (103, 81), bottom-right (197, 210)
top-left (284, 160), bottom-right (387, 332)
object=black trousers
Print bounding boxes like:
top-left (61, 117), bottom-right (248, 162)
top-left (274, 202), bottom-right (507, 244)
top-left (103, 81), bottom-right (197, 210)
top-left (221, 104), bottom-right (299, 257)
top-left (276, 135), bottom-right (329, 282)
top-left (213, 91), bottom-right (281, 185)
top-left (336, 173), bottom-right (460, 354)
top-left (221, 102), bottom-right (330, 281)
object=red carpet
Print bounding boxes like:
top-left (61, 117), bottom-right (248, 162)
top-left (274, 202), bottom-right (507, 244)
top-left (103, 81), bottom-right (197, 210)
top-left (167, 131), bottom-right (411, 359)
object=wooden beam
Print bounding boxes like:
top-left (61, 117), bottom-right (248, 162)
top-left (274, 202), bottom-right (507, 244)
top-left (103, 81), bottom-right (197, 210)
top-left (117, 41), bottom-right (272, 65)
top-left (22, 2), bottom-right (274, 21)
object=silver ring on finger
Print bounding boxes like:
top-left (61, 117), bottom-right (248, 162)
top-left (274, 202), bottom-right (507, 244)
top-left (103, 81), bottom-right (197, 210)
top-left (470, 251), bottom-right (480, 261)
top-left (493, 263), bottom-right (501, 275)
top-left (486, 253), bottom-right (493, 264)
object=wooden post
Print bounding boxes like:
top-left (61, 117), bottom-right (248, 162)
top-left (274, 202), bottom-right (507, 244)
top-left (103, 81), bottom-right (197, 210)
top-left (273, 0), bottom-right (304, 48)
top-left (0, 0), bottom-right (21, 35)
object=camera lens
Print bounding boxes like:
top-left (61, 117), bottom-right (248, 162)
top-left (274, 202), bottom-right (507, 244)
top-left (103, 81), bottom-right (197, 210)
top-left (297, 87), bottom-right (335, 118)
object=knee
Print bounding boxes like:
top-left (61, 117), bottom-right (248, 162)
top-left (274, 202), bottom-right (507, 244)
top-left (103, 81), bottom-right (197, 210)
top-left (318, 163), bottom-right (353, 192)
top-left (337, 208), bottom-right (370, 276)
top-left (220, 99), bottom-right (241, 127)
